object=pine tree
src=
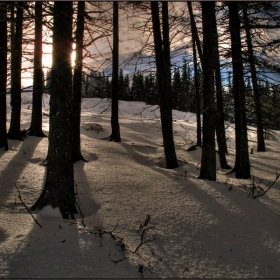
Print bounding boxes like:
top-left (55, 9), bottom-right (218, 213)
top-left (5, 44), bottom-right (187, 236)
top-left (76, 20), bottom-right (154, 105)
top-left (118, 68), bottom-right (125, 100)
top-left (151, 1), bottom-right (178, 169)
top-left (199, 1), bottom-right (216, 181)
top-left (123, 74), bottom-right (130, 100)
top-left (72, 1), bottom-right (86, 162)
top-left (8, 2), bottom-right (24, 141)
top-left (172, 68), bottom-right (182, 110)
top-left (242, 3), bottom-right (266, 152)
top-left (0, 2), bottom-right (8, 150)
top-left (28, 1), bottom-right (46, 137)
top-left (181, 61), bottom-right (191, 113)
top-left (108, 1), bottom-right (121, 142)
top-left (31, 2), bottom-right (77, 219)
top-left (228, 1), bottom-right (251, 179)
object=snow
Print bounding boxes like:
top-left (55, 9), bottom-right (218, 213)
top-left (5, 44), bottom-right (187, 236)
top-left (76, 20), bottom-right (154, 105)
top-left (1, 92), bottom-right (280, 278)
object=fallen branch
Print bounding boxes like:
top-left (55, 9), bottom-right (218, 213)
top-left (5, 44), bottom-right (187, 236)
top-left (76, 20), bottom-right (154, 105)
top-left (14, 183), bottom-right (42, 228)
top-left (135, 214), bottom-right (156, 253)
top-left (80, 215), bottom-right (157, 276)
top-left (252, 171), bottom-right (279, 199)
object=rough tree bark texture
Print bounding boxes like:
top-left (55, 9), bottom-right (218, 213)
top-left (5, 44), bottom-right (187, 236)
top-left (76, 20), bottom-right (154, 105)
top-left (72, 1), bottom-right (86, 161)
top-left (151, 1), bottom-right (178, 169)
top-left (109, 1), bottom-right (121, 142)
top-left (243, 4), bottom-right (266, 152)
top-left (0, 3), bottom-right (8, 150)
top-left (199, 1), bottom-right (216, 181)
top-left (213, 8), bottom-right (231, 169)
top-left (228, 1), bottom-right (251, 179)
top-left (8, 2), bottom-right (23, 141)
top-left (31, 2), bottom-right (77, 219)
top-left (28, 1), bottom-right (46, 137)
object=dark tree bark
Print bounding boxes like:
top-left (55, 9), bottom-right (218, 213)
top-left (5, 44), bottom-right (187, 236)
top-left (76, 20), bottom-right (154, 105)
top-left (0, 3), bottom-right (8, 150)
top-left (188, 2), bottom-right (201, 146)
top-left (243, 4), bottom-right (266, 152)
top-left (199, 1), bottom-right (216, 181)
top-left (228, 1), bottom-right (251, 179)
top-left (27, 1), bottom-right (46, 138)
top-left (187, 2), bottom-right (204, 69)
top-left (72, 1), bottom-right (86, 162)
top-left (8, 2), bottom-right (24, 141)
top-left (213, 7), bottom-right (231, 169)
top-left (151, 1), bottom-right (178, 169)
top-left (31, 2), bottom-right (77, 219)
top-left (108, 1), bottom-right (121, 142)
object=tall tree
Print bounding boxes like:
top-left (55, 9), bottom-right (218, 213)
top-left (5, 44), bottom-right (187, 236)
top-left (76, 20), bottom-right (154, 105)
top-left (31, 2), bottom-right (77, 219)
top-left (72, 1), bottom-right (86, 162)
top-left (213, 6), bottom-right (231, 169)
top-left (151, 1), bottom-right (178, 169)
top-left (242, 4), bottom-right (266, 152)
top-left (108, 1), bottom-right (121, 142)
top-left (187, 2), bottom-right (204, 69)
top-left (187, 2), bottom-right (202, 146)
top-left (199, 1), bottom-right (216, 181)
top-left (0, 2), bottom-right (8, 150)
top-left (27, 1), bottom-right (46, 137)
top-left (228, 1), bottom-right (251, 179)
top-left (8, 2), bottom-right (24, 140)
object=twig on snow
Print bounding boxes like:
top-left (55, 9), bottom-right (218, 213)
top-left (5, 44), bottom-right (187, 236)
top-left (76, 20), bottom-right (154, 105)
top-left (14, 183), bottom-right (42, 228)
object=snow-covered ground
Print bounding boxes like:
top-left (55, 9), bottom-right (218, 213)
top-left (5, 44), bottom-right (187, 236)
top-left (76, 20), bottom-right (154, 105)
top-left (1, 93), bottom-right (280, 278)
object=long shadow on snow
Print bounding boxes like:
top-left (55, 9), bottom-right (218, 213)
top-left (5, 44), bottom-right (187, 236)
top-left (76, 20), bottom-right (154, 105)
top-left (6, 160), bottom-right (141, 278)
top-left (0, 137), bottom-right (44, 213)
top-left (120, 142), bottom-right (280, 277)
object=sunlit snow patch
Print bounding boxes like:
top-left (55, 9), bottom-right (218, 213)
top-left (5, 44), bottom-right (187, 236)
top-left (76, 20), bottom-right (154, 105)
top-left (39, 205), bottom-right (63, 218)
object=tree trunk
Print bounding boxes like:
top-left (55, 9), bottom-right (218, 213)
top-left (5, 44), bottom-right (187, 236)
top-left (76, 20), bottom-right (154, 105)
top-left (31, 2), bottom-right (77, 219)
top-left (28, 1), bottom-right (46, 138)
top-left (187, 2), bottom-right (204, 70)
top-left (213, 7), bottom-right (231, 169)
top-left (109, 1), bottom-right (121, 142)
top-left (0, 3), bottom-right (8, 150)
top-left (243, 4), bottom-right (266, 152)
top-left (188, 2), bottom-right (201, 146)
top-left (199, 1), bottom-right (216, 181)
top-left (8, 2), bottom-right (23, 141)
top-left (72, 1), bottom-right (86, 161)
top-left (151, 1), bottom-right (178, 169)
top-left (228, 1), bottom-right (251, 179)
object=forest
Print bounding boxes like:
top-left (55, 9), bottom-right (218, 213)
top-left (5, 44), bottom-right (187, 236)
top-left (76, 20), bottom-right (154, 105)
top-left (1, 1), bottom-right (280, 278)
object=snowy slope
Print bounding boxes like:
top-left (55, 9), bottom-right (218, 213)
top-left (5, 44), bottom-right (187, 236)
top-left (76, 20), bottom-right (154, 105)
top-left (0, 93), bottom-right (280, 278)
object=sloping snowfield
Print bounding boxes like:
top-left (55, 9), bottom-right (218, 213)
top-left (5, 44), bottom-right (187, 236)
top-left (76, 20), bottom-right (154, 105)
top-left (1, 93), bottom-right (280, 278)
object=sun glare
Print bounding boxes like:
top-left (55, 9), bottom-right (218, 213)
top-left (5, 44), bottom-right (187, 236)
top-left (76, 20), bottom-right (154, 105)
top-left (72, 43), bottom-right (76, 67)
top-left (42, 43), bottom-right (76, 71)
top-left (42, 43), bottom-right (52, 70)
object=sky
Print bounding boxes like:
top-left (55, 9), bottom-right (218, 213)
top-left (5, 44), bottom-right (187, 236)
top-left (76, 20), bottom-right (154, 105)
top-left (18, 2), bottom-right (280, 88)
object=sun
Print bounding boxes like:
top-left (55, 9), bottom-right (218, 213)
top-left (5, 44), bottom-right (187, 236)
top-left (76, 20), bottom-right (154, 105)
top-left (42, 43), bottom-right (76, 72)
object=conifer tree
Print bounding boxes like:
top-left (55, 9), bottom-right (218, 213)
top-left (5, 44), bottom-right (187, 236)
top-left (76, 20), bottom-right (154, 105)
top-left (31, 2), bottom-right (77, 218)
top-left (28, 1), bottom-right (46, 137)
top-left (8, 2), bottom-right (24, 141)
top-left (72, 1), bottom-right (86, 162)
top-left (228, 1), bottom-right (251, 179)
top-left (151, 1), bottom-right (178, 169)
top-left (0, 2), bottom-right (8, 150)
top-left (199, 1), bottom-right (216, 181)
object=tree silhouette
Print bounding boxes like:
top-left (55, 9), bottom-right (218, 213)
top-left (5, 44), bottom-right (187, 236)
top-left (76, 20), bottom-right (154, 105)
top-left (0, 2), bottom-right (8, 150)
top-left (31, 2), bottom-right (77, 219)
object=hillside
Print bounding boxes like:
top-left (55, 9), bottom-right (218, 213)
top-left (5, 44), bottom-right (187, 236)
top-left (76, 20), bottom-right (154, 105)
top-left (0, 93), bottom-right (280, 278)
